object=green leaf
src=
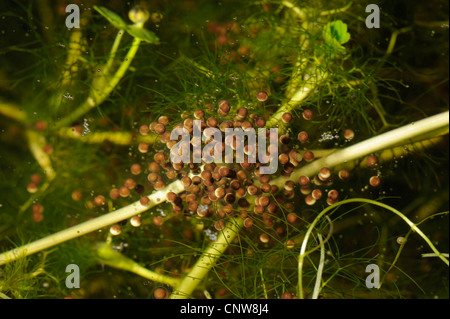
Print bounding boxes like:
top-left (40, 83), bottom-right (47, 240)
top-left (94, 5), bottom-right (159, 44)
top-left (322, 20), bottom-right (351, 52)
top-left (125, 25), bottom-right (160, 44)
top-left (94, 5), bottom-right (128, 30)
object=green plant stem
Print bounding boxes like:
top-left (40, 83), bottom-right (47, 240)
top-left (0, 292), bottom-right (11, 299)
top-left (386, 27), bottom-right (413, 56)
top-left (61, 28), bottom-right (84, 87)
top-left (422, 253), bottom-right (450, 258)
top-left (3, 113), bottom-right (447, 266)
top-left (96, 243), bottom-right (180, 288)
top-left (284, 24), bottom-right (310, 98)
top-left (311, 233), bottom-right (325, 299)
top-left (267, 68), bottom-right (327, 132)
top-left (0, 179), bottom-right (185, 266)
top-left (281, 1), bottom-right (309, 99)
top-left (369, 81), bottom-right (390, 128)
top-left (54, 37), bottom-right (142, 129)
top-left (18, 181), bottom-right (51, 218)
top-left (26, 130), bottom-right (56, 181)
top-left (103, 30), bottom-right (125, 75)
top-left (57, 127), bottom-right (158, 145)
top-left (270, 111), bottom-right (449, 189)
top-left (298, 198), bottom-right (449, 299)
top-left (320, 2), bottom-right (353, 16)
top-left (260, 268), bottom-right (269, 299)
top-left (380, 211), bottom-right (449, 289)
top-left (378, 230), bottom-right (411, 290)
top-left (364, 136), bottom-right (445, 168)
top-left (281, 1), bottom-right (306, 20)
top-left (170, 216), bottom-right (244, 299)
top-left (0, 100), bottom-right (27, 122)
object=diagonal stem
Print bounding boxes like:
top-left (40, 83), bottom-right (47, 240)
top-left (2, 112), bottom-right (447, 266)
top-left (57, 127), bottom-right (158, 146)
top-left (0, 180), bottom-right (185, 266)
top-left (269, 111), bottom-right (449, 189)
top-left (170, 216), bottom-right (244, 299)
top-left (54, 37), bottom-right (142, 129)
top-left (97, 243), bottom-right (181, 288)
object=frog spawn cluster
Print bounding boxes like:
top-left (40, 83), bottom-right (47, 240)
top-left (64, 93), bottom-right (381, 246)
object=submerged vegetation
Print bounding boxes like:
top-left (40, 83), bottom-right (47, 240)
top-left (0, 0), bottom-right (448, 299)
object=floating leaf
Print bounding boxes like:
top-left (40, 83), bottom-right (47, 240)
top-left (126, 25), bottom-right (160, 44)
top-left (94, 6), bottom-right (159, 44)
top-left (322, 20), bottom-right (351, 52)
top-left (94, 5), bottom-right (128, 30)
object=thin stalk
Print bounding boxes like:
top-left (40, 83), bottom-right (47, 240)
top-left (0, 179), bottom-right (185, 266)
top-left (170, 216), bottom-right (244, 299)
top-left (422, 253), bottom-right (450, 258)
top-left (284, 7), bottom-right (309, 98)
top-left (0, 292), bottom-right (11, 299)
top-left (372, 26), bottom-right (412, 74)
top-left (0, 100), bottom-right (27, 122)
top-left (97, 243), bottom-right (180, 288)
top-left (369, 81), bottom-right (390, 128)
top-left (320, 2), bottom-right (353, 16)
top-left (103, 29), bottom-right (125, 75)
top-left (366, 136), bottom-right (445, 167)
top-left (281, 1), bottom-right (306, 20)
top-left (18, 181), bottom-right (51, 218)
top-left (61, 28), bottom-right (84, 87)
top-left (57, 127), bottom-right (158, 146)
top-left (298, 198), bottom-right (449, 299)
top-left (330, 135), bottom-right (444, 173)
top-left (26, 130), bottom-right (56, 181)
top-left (260, 268), bottom-right (269, 299)
top-left (54, 37), bottom-right (142, 129)
top-left (380, 211), bottom-right (449, 289)
top-left (271, 111), bottom-right (450, 189)
top-left (378, 230), bottom-right (411, 290)
top-left (305, 215), bottom-right (333, 249)
top-left (311, 233), bottom-right (325, 299)
top-left (386, 27), bottom-right (412, 56)
top-left (267, 67), bottom-right (327, 132)
top-left (52, 17), bottom-right (88, 114)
